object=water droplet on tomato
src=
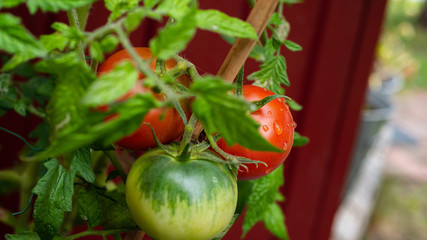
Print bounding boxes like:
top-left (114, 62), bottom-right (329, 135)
top-left (265, 169), bottom-right (272, 175)
top-left (283, 142), bottom-right (288, 151)
top-left (273, 122), bottom-right (283, 136)
top-left (267, 111), bottom-right (272, 115)
top-left (280, 108), bottom-right (284, 111)
top-left (292, 121), bottom-right (297, 128)
top-left (262, 125), bottom-right (269, 132)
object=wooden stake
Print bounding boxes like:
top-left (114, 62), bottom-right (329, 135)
top-left (191, 0), bottom-right (279, 141)
top-left (217, 0), bottom-right (279, 82)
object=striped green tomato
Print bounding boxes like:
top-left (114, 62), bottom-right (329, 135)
top-left (126, 148), bottom-right (238, 240)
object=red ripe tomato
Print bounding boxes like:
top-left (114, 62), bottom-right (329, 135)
top-left (217, 85), bottom-right (296, 180)
top-left (98, 47), bottom-right (189, 150)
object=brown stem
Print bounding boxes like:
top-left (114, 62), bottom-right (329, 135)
top-left (191, 0), bottom-right (279, 141)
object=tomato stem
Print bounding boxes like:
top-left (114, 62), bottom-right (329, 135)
top-left (177, 143), bottom-right (191, 162)
top-left (63, 228), bottom-right (139, 240)
top-left (173, 55), bottom-right (201, 80)
top-left (179, 114), bottom-right (198, 153)
top-left (252, 94), bottom-right (292, 111)
top-left (103, 151), bottom-right (127, 183)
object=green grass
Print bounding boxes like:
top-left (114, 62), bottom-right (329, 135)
top-left (378, 0), bottom-right (427, 89)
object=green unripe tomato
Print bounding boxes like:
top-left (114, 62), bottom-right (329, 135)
top-left (126, 149), bottom-right (238, 240)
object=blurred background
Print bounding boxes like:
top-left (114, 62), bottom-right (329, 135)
top-left (333, 0), bottom-right (427, 239)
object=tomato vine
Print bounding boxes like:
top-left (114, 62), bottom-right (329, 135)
top-left (0, 0), bottom-right (308, 240)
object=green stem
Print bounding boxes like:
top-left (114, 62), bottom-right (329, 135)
top-left (64, 228), bottom-right (139, 240)
top-left (114, 26), bottom-right (156, 79)
top-left (17, 162), bottom-right (39, 229)
top-left (103, 151), bottom-right (127, 183)
top-left (82, 19), bottom-right (125, 50)
top-left (92, 150), bottom-right (110, 187)
top-left (0, 126), bottom-right (42, 152)
top-left (91, 58), bottom-right (99, 72)
top-left (0, 170), bottom-right (22, 186)
top-left (179, 114), bottom-right (198, 153)
top-left (75, 5), bottom-right (91, 31)
top-left (115, 25), bottom-right (187, 126)
top-left (173, 55), bottom-right (201, 80)
top-left (6, 85), bottom-right (46, 119)
top-left (207, 135), bottom-right (238, 164)
top-left (67, 9), bottom-right (85, 61)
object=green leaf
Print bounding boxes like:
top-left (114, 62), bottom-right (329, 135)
top-left (263, 38), bottom-right (280, 60)
top-left (150, 10), bottom-right (196, 59)
top-left (105, 0), bottom-right (139, 21)
top-left (191, 76), bottom-right (279, 152)
top-left (71, 146), bottom-right (95, 183)
top-left (99, 34), bottom-right (119, 53)
top-left (248, 55), bottom-right (289, 94)
top-left (286, 98), bottom-right (302, 111)
top-left (40, 33), bottom-right (69, 52)
top-left (20, 76), bottom-right (53, 105)
top-left (269, 12), bottom-right (282, 26)
top-left (221, 35), bottom-right (265, 61)
top-left (78, 187), bottom-right (102, 229)
top-left (33, 159), bottom-right (76, 240)
top-left (271, 17), bottom-right (290, 43)
top-left (196, 9), bottom-right (257, 39)
top-left (1, 54), bottom-right (32, 72)
top-left (5, 232), bottom-right (40, 240)
top-left (124, 7), bottom-right (147, 32)
top-left (0, 73), bottom-right (12, 94)
top-left (144, 0), bottom-right (159, 8)
top-left (155, 0), bottom-right (192, 20)
top-left (34, 94), bottom-right (157, 160)
top-left (12, 98), bottom-right (26, 116)
top-left (0, 0), bottom-right (25, 8)
top-left (35, 53), bottom-right (96, 139)
top-left (89, 41), bottom-right (104, 62)
top-left (293, 131), bottom-right (309, 147)
top-left (27, 122), bottom-right (50, 156)
top-left (82, 61), bottom-right (138, 106)
top-left (0, 13), bottom-right (45, 68)
top-left (98, 185), bottom-right (138, 230)
top-left (264, 203), bottom-right (289, 240)
top-left (235, 180), bottom-right (254, 214)
top-left (50, 22), bottom-right (85, 49)
top-left (284, 39), bottom-right (302, 52)
top-left (242, 165), bottom-right (284, 237)
top-left (26, 0), bottom-right (96, 14)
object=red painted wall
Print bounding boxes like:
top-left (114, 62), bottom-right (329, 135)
top-left (0, 0), bottom-right (388, 239)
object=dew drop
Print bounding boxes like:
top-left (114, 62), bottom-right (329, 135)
top-left (262, 125), bottom-right (269, 132)
top-left (273, 122), bottom-right (283, 136)
top-left (265, 169), bottom-right (272, 175)
top-left (267, 111), bottom-right (272, 115)
top-left (280, 108), bottom-right (284, 111)
top-left (292, 121), bottom-right (297, 128)
top-left (283, 142), bottom-right (288, 151)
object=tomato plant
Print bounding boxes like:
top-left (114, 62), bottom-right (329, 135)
top-left (98, 47), bottom-right (189, 150)
top-left (126, 148), bottom-right (237, 240)
top-left (217, 85), bottom-right (295, 180)
top-left (0, 1), bottom-right (307, 240)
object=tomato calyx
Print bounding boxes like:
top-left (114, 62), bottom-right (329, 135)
top-left (206, 134), bottom-right (267, 174)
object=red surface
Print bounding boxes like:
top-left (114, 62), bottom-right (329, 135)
top-left (0, 0), bottom-right (388, 239)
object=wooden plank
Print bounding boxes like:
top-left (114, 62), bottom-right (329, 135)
top-left (282, 0), bottom-right (368, 239)
top-left (315, 0), bottom-right (388, 239)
